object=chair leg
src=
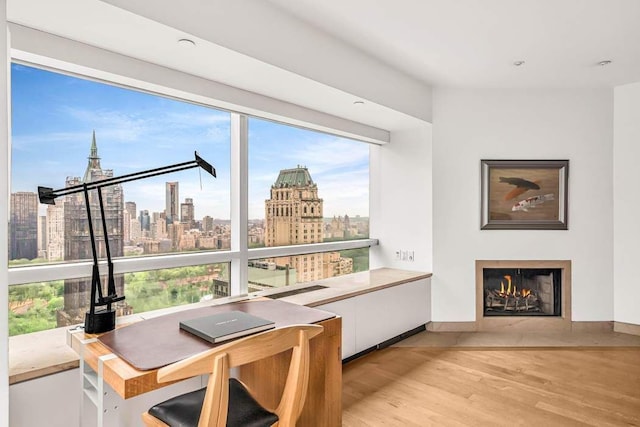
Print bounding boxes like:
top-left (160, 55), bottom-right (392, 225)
top-left (142, 411), bottom-right (170, 427)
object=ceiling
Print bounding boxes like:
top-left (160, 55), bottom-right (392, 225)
top-left (6, 0), bottom-right (640, 132)
top-left (266, 0), bottom-right (640, 88)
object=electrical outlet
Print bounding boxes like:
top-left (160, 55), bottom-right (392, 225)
top-left (408, 251), bottom-right (414, 262)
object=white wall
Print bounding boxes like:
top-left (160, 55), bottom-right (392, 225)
top-left (10, 370), bottom-right (78, 427)
top-left (613, 82), bottom-right (640, 326)
top-left (370, 124), bottom-right (432, 273)
top-left (9, 368), bottom-right (205, 427)
top-left (1, 1), bottom-right (10, 425)
top-left (432, 88), bottom-right (613, 322)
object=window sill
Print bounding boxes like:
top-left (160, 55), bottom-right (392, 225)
top-left (9, 268), bottom-right (431, 385)
top-left (9, 326), bottom-right (80, 385)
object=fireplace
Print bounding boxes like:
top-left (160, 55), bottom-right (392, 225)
top-left (483, 268), bottom-right (561, 316)
top-left (475, 260), bottom-right (571, 331)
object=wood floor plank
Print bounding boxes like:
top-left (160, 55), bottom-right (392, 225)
top-left (343, 347), bottom-right (640, 426)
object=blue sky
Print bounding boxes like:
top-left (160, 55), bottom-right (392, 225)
top-left (11, 64), bottom-right (369, 220)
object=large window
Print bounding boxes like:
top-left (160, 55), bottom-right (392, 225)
top-left (10, 64), bottom-right (231, 265)
top-left (8, 63), bottom-right (374, 336)
top-left (248, 118), bottom-right (369, 286)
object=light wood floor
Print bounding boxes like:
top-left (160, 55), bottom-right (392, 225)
top-left (342, 346), bottom-right (640, 426)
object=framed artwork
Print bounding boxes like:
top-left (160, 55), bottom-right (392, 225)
top-left (481, 160), bottom-right (569, 230)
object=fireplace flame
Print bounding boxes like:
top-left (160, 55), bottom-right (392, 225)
top-left (500, 275), bottom-right (533, 298)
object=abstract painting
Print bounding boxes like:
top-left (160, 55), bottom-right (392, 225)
top-left (481, 160), bottom-right (568, 230)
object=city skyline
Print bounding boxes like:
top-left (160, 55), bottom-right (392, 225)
top-left (11, 63), bottom-right (369, 220)
top-left (8, 141), bottom-right (369, 263)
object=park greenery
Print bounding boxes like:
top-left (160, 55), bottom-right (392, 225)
top-left (8, 246), bottom-right (368, 337)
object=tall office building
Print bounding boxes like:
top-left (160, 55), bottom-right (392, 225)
top-left (152, 211), bottom-right (163, 224)
top-left (46, 203), bottom-right (65, 261)
top-left (181, 197), bottom-right (195, 228)
top-left (165, 181), bottom-right (179, 224)
top-left (9, 192), bottom-right (38, 260)
top-left (265, 166), bottom-right (352, 283)
top-left (151, 216), bottom-right (167, 239)
top-left (58, 132), bottom-right (128, 326)
top-left (125, 201), bottom-right (137, 221)
top-left (129, 218), bottom-right (142, 242)
top-left (168, 222), bottom-right (184, 250)
top-left (37, 215), bottom-right (47, 258)
top-left (202, 215), bottom-right (214, 233)
top-left (139, 209), bottom-right (150, 232)
top-left (123, 209), bottom-right (131, 244)
top-left (265, 166), bottom-right (323, 247)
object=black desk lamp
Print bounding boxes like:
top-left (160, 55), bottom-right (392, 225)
top-left (38, 152), bottom-right (216, 333)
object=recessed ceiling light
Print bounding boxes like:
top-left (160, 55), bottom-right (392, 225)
top-left (597, 60), bottom-right (612, 66)
top-left (353, 100), bottom-right (365, 106)
top-left (513, 60), bottom-right (525, 67)
top-left (178, 38), bottom-right (196, 48)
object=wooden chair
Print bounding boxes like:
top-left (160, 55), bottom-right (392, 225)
top-left (142, 324), bottom-right (323, 427)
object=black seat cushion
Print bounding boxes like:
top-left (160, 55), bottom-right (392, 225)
top-left (148, 377), bottom-right (279, 427)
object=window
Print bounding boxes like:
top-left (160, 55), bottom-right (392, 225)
top-left (9, 63), bottom-right (231, 335)
top-left (248, 117), bottom-right (370, 285)
top-left (10, 64), bottom-right (231, 264)
top-left (8, 63), bottom-right (376, 336)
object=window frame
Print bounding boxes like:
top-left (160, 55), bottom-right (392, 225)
top-left (7, 59), bottom-right (377, 300)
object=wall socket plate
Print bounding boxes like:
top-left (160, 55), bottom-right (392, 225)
top-left (396, 249), bottom-right (414, 262)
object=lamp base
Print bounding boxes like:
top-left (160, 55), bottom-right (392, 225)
top-left (84, 309), bottom-right (116, 334)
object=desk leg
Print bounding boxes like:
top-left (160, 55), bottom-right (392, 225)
top-left (238, 316), bottom-right (342, 427)
top-left (97, 354), bottom-right (122, 427)
top-left (79, 339), bottom-right (123, 427)
top-left (79, 337), bottom-right (97, 427)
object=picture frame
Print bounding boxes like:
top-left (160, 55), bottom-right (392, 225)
top-left (481, 160), bottom-right (569, 230)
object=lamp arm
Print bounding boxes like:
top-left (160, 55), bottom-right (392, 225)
top-left (83, 184), bottom-right (101, 315)
top-left (38, 152), bottom-right (216, 333)
top-left (38, 152), bottom-right (216, 204)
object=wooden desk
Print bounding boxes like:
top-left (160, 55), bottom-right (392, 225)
top-left (69, 298), bottom-right (342, 426)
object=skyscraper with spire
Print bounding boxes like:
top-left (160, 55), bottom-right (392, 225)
top-left (57, 131), bottom-right (127, 326)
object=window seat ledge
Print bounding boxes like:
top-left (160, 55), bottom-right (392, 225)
top-left (9, 326), bottom-right (80, 385)
top-left (9, 267), bottom-right (431, 385)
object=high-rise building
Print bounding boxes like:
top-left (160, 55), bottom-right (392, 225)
top-left (168, 222), bottom-right (184, 250)
top-left (181, 197), bottom-right (195, 228)
top-left (152, 211), bottom-right (163, 224)
top-left (165, 181), bottom-right (179, 224)
top-left (202, 215), bottom-right (214, 232)
top-left (265, 167), bottom-right (323, 282)
top-left (125, 201), bottom-right (136, 221)
top-left (9, 192), bottom-right (38, 260)
top-left (129, 218), bottom-right (142, 242)
top-left (58, 131), bottom-right (128, 326)
top-left (37, 215), bottom-right (47, 258)
top-left (46, 204), bottom-right (65, 261)
top-left (265, 166), bottom-right (323, 247)
top-left (123, 209), bottom-right (131, 244)
top-left (139, 210), bottom-right (150, 232)
top-left (264, 166), bottom-right (352, 283)
top-left (151, 216), bottom-right (167, 239)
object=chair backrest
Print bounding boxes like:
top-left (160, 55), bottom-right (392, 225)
top-left (156, 324), bottom-right (323, 427)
